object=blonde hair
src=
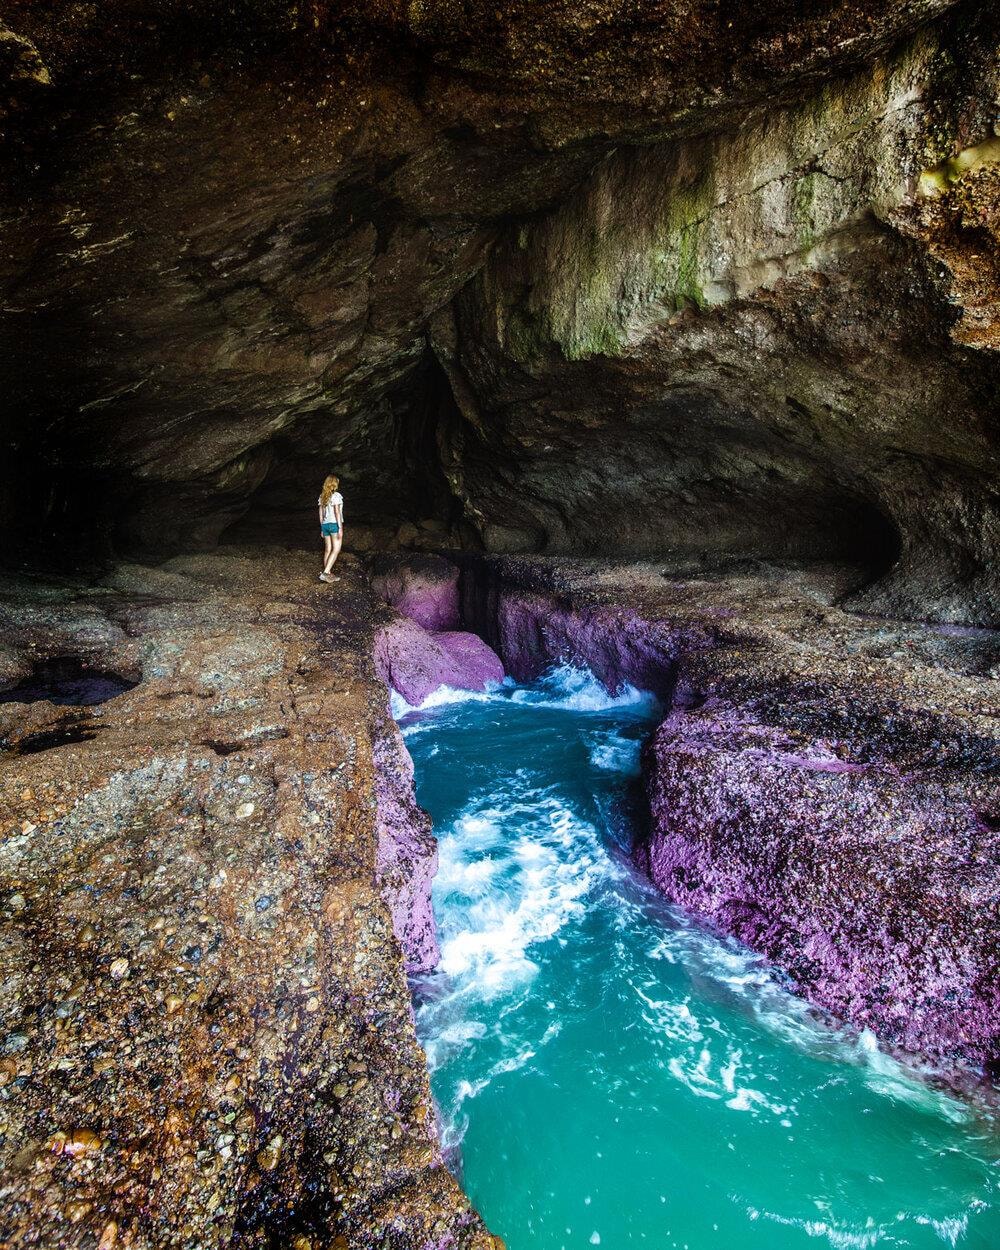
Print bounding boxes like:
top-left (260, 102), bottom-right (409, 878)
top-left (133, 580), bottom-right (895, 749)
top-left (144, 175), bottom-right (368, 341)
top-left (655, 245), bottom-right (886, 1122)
top-left (320, 475), bottom-right (340, 506)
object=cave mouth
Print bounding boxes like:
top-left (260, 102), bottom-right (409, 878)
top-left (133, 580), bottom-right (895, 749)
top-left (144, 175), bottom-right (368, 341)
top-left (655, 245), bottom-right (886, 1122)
top-left (0, 657), bottom-right (139, 707)
top-left (210, 349), bottom-right (906, 581)
top-left (0, 324), bottom-right (905, 589)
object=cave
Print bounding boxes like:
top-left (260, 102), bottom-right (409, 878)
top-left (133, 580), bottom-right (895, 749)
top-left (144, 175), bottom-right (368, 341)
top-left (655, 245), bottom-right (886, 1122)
top-left (1, 3), bottom-right (999, 1249)
top-left (3, 0), bottom-right (997, 623)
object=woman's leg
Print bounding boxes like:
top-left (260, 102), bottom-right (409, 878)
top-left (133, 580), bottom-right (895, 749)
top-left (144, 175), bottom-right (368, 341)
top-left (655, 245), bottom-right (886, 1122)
top-left (322, 534), bottom-right (332, 571)
top-left (323, 532), bottom-right (343, 575)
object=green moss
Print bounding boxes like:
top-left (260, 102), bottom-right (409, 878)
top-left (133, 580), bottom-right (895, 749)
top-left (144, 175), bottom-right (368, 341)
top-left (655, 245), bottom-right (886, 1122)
top-left (792, 171), bottom-right (821, 251)
top-left (564, 315), bottom-right (627, 361)
top-left (674, 219), bottom-right (704, 309)
top-left (649, 168), bottom-right (714, 314)
top-left (559, 218), bottom-right (631, 360)
top-left (550, 164), bottom-right (716, 361)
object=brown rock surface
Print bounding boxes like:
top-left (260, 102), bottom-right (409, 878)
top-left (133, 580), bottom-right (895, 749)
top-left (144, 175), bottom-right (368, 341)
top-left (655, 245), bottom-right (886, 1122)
top-left (0, 550), bottom-right (491, 1249)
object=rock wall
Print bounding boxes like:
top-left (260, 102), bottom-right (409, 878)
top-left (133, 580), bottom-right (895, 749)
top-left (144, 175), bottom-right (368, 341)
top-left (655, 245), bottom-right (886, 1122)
top-left (436, 9), bottom-right (1000, 625)
top-left (372, 715), bottom-right (441, 975)
top-left (640, 699), bottom-right (1000, 1074)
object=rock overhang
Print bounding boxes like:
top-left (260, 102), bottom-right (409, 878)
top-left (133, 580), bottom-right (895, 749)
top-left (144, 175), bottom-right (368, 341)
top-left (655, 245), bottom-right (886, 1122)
top-left (0, 0), bottom-right (997, 629)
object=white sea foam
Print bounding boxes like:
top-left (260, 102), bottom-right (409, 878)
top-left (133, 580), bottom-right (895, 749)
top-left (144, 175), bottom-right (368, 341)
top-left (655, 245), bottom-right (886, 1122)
top-left (417, 777), bottom-right (618, 1144)
top-left (510, 663), bottom-right (658, 713)
top-left (915, 1210), bottom-right (980, 1247)
top-left (435, 799), bottom-right (609, 992)
top-left (746, 1206), bottom-right (887, 1250)
top-left (588, 730), bottom-right (643, 775)
top-left (392, 663), bottom-right (655, 722)
top-left (745, 1204), bottom-right (983, 1250)
top-left (393, 681), bottom-right (505, 719)
top-left (647, 921), bottom-right (977, 1126)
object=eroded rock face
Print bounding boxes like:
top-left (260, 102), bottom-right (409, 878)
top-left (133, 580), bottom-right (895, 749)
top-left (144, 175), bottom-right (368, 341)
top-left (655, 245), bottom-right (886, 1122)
top-left (641, 702), bottom-right (1000, 1071)
top-left (2, 2), bottom-right (998, 629)
top-left (457, 553), bottom-right (1000, 1076)
top-left (370, 554), bottom-right (462, 633)
top-left (0, 551), bottom-right (492, 1249)
top-left (369, 553), bottom-right (505, 704)
top-left (438, 11), bottom-right (1000, 624)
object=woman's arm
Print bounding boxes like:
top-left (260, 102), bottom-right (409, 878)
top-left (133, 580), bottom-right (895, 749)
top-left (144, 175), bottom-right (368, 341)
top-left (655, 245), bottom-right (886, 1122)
top-left (335, 501), bottom-right (344, 527)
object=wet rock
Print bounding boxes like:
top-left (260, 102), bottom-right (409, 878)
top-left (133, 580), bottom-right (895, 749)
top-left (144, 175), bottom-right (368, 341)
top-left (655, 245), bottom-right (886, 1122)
top-left (640, 704), bottom-right (1000, 1069)
top-left (373, 614), bottom-right (504, 708)
top-left (372, 722), bottom-right (440, 975)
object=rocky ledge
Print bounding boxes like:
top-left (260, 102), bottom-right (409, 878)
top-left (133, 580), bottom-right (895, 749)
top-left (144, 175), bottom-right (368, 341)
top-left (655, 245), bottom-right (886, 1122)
top-left (451, 552), bottom-right (1000, 1079)
top-left (0, 550), bottom-right (496, 1250)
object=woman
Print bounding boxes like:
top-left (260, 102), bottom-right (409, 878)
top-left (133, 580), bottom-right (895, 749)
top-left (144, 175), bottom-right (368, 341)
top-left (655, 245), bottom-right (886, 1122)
top-left (318, 475), bottom-right (344, 582)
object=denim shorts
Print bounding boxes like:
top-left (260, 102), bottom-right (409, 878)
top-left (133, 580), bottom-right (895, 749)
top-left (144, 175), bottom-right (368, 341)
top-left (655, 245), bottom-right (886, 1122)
top-left (321, 522), bottom-right (340, 536)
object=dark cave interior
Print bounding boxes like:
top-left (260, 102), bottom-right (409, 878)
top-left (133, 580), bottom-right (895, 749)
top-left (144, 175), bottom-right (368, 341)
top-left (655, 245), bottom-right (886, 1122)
top-left (0, 0), bottom-right (997, 625)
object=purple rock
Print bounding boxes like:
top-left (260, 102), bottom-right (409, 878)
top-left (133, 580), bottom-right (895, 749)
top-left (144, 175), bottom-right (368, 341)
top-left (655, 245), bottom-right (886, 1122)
top-left (490, 592), bottom-right (684, 700)
top-left (636, 705), bottom-right (1000, 1072)
top-left (455, 559), bottom-right (1000, 1075)
top-left (371, 554), bottom-right (461, 631)
top-left (372, 718), bottom-right (441, 973)
top-left (434, 630), bottom-right (505, 689)
top-left (374, 616), bottom-right (504, 707)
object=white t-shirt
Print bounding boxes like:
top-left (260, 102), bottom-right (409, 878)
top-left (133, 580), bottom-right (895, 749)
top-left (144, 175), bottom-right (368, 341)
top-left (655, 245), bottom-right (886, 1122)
top-left (319, 492), bottom-right (344, 523)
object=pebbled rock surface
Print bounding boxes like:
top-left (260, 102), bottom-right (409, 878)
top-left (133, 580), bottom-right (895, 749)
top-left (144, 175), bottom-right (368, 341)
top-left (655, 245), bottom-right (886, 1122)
top-left (0, 550), bottom-right (495, 1249)
top-left (456, 552), bottom-right (1000, 1077)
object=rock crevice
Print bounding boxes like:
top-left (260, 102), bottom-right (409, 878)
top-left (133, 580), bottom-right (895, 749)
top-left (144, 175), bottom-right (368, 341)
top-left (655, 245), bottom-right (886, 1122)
top-left (449, 552), bottom-right (1000, 1077)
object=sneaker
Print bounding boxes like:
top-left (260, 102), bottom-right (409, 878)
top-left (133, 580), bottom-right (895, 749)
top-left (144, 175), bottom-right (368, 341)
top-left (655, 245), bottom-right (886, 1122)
top-left (319, 573), bottom-right (331, 583)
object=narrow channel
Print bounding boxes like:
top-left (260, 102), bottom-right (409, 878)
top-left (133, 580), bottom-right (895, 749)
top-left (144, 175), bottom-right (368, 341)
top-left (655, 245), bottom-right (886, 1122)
top-left (395, 665), bottom-right (1000, 1250)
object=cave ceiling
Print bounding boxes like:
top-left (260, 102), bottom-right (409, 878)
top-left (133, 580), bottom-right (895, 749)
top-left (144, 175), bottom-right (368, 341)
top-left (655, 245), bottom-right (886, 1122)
top-left (1, 1), bottom-right (998, 624)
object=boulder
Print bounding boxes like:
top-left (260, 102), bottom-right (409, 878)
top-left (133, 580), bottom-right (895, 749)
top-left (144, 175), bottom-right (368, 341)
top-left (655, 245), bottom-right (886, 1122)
top-left (374, 614), bottom-right (504, 706)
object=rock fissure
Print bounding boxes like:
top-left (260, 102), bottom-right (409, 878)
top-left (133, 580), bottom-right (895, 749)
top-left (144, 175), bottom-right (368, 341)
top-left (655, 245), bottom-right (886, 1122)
top-left (372, 552), bottom-right (1000, 1080)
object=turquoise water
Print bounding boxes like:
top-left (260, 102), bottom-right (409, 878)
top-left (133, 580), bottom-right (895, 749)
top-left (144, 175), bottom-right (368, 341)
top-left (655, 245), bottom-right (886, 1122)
top-left (396, 666), bottom-right (1000, 1250)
